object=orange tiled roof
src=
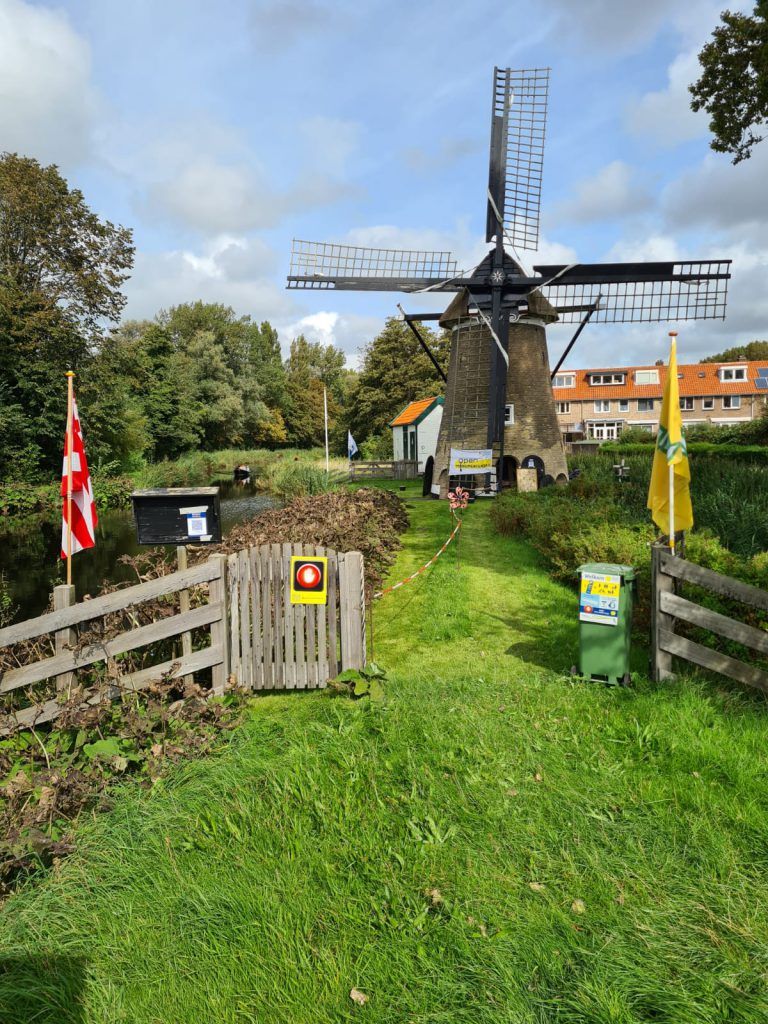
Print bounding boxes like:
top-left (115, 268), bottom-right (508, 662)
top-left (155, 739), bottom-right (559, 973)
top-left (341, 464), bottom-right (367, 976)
top-left (390, 397), bottom-right (439, 426)
top-left (552, 361), bottom-right (768, 401)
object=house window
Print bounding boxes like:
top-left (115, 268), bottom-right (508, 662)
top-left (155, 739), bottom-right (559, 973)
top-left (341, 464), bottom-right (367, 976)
top-left (504, 403), bottom-right (515, 425)
top-left (635, 369), bottom-right (659, 385)
top-left (723, 395), bottom-right (741, 409)
top-left (589, 372), bottom-right (625, 386)
top-left (588, 421), bottom-right (622, 440)
top-left (553, 373), bottom-right (575, 388)
top-left (702, 397), bottom-right (714, 410)
top-left (638, 399), bottom-right (655, 412)
top-left (719, 366), bottom-right (747, 382)
top-left (594, 400), bottom-right (610, 413)
top-left (556, 402), bottom-right (570, 414)
top-left (679, 397), bottom-right (694, 411)
top-left (618, 399), bottom-right (629, 412)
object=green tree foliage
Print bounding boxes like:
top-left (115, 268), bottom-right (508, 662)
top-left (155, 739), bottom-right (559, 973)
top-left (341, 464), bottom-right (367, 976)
top-left (690, 1), bottom-right (768, 163)
top-left (0, 153), bottom-right (134, 477)
top-left (346, 317), bottom-right (449, 442)
top-left (283, 334), bottom-right (347, 447)
top-left (703, 340), bottom-right (768, 362)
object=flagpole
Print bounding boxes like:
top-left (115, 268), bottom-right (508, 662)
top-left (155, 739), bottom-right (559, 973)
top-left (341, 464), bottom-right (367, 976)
top-left (65, 370), bottom-right (75, 586)
top-left (323, 386), bottom-right (329, 474)
top-left (668, 330), bottom-right (677, 556)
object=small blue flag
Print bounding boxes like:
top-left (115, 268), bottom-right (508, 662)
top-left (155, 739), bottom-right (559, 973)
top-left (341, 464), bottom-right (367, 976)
top-left (347, 431), bottom-right (359, 459)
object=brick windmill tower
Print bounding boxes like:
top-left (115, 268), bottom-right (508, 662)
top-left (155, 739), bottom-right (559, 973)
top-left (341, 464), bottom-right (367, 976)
top-left (288, 68), bottom-right (731, 496)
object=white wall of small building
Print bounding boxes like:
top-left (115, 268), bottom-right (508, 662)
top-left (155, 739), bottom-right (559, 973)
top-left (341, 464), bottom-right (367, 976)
top-left (392, 427), bottom-right (405, 461)
top-left (416, 405), bottom-right (443, 471)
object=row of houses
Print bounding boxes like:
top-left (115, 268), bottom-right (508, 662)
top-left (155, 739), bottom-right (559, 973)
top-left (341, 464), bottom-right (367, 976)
top-left (388, 359), bottom-right (768, 470)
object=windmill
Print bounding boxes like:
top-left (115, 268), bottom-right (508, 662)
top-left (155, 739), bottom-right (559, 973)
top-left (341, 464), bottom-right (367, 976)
top-left (287, 67), bottom-right (731, 496)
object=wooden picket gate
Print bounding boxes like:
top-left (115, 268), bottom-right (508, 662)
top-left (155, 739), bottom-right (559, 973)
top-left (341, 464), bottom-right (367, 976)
top-left (226, 543), bottom-right (366, 690)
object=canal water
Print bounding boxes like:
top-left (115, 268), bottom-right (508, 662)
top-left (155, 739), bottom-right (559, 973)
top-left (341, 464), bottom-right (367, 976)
top-left (0, 479), bottom-right (279, 624)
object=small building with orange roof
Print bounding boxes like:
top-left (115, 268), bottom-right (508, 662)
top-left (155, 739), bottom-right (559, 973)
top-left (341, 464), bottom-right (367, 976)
top-left (390, 396), bottom-right (444, 471)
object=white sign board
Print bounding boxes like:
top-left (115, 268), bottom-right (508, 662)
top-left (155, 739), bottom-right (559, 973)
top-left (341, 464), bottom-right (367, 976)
top-left (449, 448), bottom-right (493, 475)
top-left (579, 571), bottom-right (620, 626)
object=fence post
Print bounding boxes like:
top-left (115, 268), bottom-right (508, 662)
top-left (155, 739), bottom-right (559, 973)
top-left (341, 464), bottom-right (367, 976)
top-left (208, 554), bottom-right (230, 695)
top-left (339, 551), bottom-right (366, 671)
top-left (176, 546), bottom-right (194, 686)
top-left (53, 584), bottom-right (76, 694)
top-left (651, 544), bottom-right (675, 681)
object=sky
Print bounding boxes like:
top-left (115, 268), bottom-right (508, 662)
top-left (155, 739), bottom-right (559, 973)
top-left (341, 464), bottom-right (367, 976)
top-left (1, 0), bottom-right (765, 370)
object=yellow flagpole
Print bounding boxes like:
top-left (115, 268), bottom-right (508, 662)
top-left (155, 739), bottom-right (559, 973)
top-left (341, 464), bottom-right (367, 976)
top-left (65, 370), bottom-right (75, 587)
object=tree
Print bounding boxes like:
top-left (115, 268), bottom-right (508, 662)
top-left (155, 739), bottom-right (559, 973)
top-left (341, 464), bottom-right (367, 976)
top-left (283, 335), bottom-right (346, 446)
top-left (690, 1), bottom-right (768, 163)
top-left (703, 340), bottom-right (768, 362)
top-left (346, 318), bottom-right (449, 442)
top-left (0, 153), bottom-right (134, 475)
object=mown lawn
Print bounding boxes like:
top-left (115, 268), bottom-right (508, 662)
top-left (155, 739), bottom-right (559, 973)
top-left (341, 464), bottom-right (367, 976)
top-left (2, 486), bottom-right (768, 1022)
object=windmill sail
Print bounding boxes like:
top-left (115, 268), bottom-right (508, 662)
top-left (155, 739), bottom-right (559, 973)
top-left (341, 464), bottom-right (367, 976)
top-left (486, 67), bottom-right (549, 252)
top-left (288, 240), bottom-right (458, 292)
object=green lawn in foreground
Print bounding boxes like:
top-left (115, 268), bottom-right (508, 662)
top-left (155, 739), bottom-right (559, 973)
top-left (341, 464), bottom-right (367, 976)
top-left (2, 487), bottom-right (768, 1022)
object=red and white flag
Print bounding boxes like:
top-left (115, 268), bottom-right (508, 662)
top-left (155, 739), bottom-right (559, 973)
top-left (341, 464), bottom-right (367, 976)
top-left (61, 396), bottom-right (98, 559)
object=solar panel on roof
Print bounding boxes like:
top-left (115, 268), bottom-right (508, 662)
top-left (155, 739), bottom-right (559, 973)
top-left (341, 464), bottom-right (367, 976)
top-left (756, 379), bottom-right (768, 389)
top-left (757, 367), bottom-right (768, 377)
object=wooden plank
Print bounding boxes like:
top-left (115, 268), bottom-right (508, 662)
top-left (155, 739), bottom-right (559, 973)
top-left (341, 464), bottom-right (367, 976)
top-left (303, 544), bottom-right (316, 688)
top-left (282, 542), bottom-right (295, 689)
top-left (176, 547), bottom-right (194, 687)
top-left (270, 543), bottom-right (282, 689)
top-left (292, 543), bottom-right (307, 689)
top-left (118, 645), bottom-right (223, 693)
top-left (53, 584), bottom-right (76, 694)
top-left (659, 549), bottom-right (768, 613)
top-left (263, 545), bottom-right (274, 689)
top-left (315, 545), bottom-right (328, 687)
top-left (208, 554), bottom-right (229, 695)
top-left (250, 546), bottom-right (263, 690)
top-left (659, 629), bottom-right (768, 694)
top-left (0, 603), bottom-right (223, 693)
top-left (0, 698), bottom-right (66, 735)
top-left (327, 550), bottom-right (339, 678)
top-left (0, 560), bottom-right (222, 647)
top-left (228, 553), bottom-right (241, 686)
top-left (651, 545), bottom-right (675, 681)
top-left (340, 551), bottom-right (365, 671)
top-left (239, 549), bottom-right (252, 690)
top-left (661, 591), bottom-right (768, 655)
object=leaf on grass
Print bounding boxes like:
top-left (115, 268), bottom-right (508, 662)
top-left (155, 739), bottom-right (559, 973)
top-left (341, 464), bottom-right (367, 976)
top-left (349, 988), bottom-right (368, 1006)
top-left (427, 887), bottom-right (443, 907)
top-left (83, 738), bottom-right (121, 760)
top-left (571, 899), bottom-right (586, 914)
top-left (533, 772), bottom-right (543, 783)
top-left (529, 882), bottom-right (545, 892)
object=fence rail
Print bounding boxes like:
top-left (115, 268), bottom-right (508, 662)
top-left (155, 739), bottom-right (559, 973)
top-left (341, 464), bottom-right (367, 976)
top-left (350, 460), bottom-right (419, 480)
top-left (0, 543), bottom-right (366, 735)
top-left (651, 544), bottom-right (768, 693)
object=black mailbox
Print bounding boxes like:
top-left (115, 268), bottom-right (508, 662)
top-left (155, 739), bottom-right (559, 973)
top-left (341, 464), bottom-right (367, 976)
top-left (131, 487), bottom-right (222, 545)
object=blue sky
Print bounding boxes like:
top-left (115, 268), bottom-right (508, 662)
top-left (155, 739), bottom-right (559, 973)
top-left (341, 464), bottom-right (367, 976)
top-left (2, 0), bottom-right (766, 368)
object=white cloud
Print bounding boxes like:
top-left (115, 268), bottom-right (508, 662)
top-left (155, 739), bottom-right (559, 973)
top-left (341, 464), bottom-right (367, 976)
top-left (552, 161), bottom-right (653, 224)
top-left (403, 137), bottom-right (480, 174)
top-left (546, 0), bottom-right (708, 51)
top-left (627, 48), bottom-right (708, 145)
top-left (0, 0), bottom-right (98, 164)
top-left (249, 0), bottom-right (334, 52)
top-left (299, 116), bottom-right (361, 177)
top-left (277, 310), bottom-right (381, 362)
top-left (122, 237), bottom-right (295, 322)
top-left (663, 145), bottom-right (768, 234)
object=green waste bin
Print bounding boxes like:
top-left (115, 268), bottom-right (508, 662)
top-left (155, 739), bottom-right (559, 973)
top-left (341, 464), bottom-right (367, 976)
top-left (576, 562), bottom-right (636, 685)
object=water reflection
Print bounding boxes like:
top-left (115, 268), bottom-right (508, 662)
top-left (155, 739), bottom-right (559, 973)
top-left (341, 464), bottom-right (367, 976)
top-left (0, 479), bottom-right (279, 623)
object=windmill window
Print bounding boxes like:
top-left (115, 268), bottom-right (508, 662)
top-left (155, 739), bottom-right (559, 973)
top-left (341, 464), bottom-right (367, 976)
top-left (702, 397), bottom-right (714, 410)
top-left (635, 370), bottom-right (659, 385)
top-left (594, 400), bottom-right (611, 413)
top-left (554, 373), bottom-right (575, 388)
top-left (556, 402), bottom-right (571, 414)
top-left (589, 373), bottom-right (625, 386)
top-left (723, 395), bottom-right (741, 409)
top-left (719, 366), bottom-right (746, 381)
top-left (679, 397), bottom-right (694, 411)
top-left (638, 399), bottom-right (655, 412)
top-left (504, 403), bottom-right (515, 426)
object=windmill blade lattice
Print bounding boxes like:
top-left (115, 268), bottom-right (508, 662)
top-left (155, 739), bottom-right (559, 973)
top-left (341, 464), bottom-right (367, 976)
top-left (486, 67), bottom-right (549, 252)
top-left (288, 239), bottom-right (458, 291)
top-left (534, 260), bottom-right (731, 324)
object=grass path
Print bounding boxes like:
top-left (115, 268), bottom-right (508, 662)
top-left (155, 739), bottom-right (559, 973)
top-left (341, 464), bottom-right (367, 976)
top-left (2, 488), bottom-right (768, 1022)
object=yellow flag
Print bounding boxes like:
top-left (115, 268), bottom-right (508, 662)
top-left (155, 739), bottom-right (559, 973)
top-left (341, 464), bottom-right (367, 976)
top-left (646, 334), bottom-right (693, 536)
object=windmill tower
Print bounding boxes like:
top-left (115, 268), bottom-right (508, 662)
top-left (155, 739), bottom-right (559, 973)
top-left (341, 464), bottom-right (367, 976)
top-left (288, 67), bottom-right (731, 496)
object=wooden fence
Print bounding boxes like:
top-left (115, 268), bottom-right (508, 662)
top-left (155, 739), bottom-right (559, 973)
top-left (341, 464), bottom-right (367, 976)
top-left (651, 543), bottom-right (768, 693)
top-left (0, 544), bottom-right (366, 734)
top-left (226, 544), bottom-right (365, 690)
top-left (349, 460), bottom-right (419, 481)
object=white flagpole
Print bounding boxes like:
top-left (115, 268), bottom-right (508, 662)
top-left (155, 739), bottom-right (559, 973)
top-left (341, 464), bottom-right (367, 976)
top-left (323, 386), bottom-right (329, 474)
top-left (65, 370), bottom-right (75, 586)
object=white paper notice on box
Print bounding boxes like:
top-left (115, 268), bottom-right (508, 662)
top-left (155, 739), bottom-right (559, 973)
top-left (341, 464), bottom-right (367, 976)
top-left (579, 571), bottom-right (620, 626)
